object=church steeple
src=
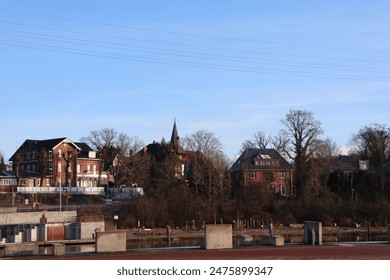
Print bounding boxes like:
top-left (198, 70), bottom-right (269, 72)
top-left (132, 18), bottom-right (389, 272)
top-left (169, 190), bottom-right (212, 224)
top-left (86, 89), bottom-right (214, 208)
top-left (170, 119), bottom-right (186, 154)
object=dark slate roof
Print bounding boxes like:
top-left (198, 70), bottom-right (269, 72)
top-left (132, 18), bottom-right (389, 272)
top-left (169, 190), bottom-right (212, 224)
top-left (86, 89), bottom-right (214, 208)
top-left (74, 142), bottom-right (96, 158)
top-left (9, 138), bottom-right (89, 161)
top-left (0, 170), bottom-right (16, 177)
top-left (230, 148), bottom-right (293, 172)
top-left (9, 138), bottom-right (67, 161)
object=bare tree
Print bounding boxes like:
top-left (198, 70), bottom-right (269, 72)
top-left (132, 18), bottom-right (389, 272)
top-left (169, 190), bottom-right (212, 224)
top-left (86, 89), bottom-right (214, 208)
top-left (113, 134), bottom-right (144, 186)
top-left (0, 151), bottom-right (6, 171)
top-left (309, 138), bottom-right (339, 195)
top-left (281, 109), bottom-right (323, 198)
top-left (350, 123), bottom-right (390, 197)
top-left (183, 130), bottom-right (230, 222)
top-left (182, 130), bottom-right (223, 160)
top-left (81, 129), bottom-right (145, 188)
top-left (240, 131), bottom-right (288, 156)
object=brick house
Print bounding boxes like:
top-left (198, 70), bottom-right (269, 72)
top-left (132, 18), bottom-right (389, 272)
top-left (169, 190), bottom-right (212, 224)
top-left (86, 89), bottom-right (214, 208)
top-left (138, 120), bottom-right (196, 180)
top-left (230, 148), bottom-right (294, 197)
top-left (9, 137), bottom-right (107, 195)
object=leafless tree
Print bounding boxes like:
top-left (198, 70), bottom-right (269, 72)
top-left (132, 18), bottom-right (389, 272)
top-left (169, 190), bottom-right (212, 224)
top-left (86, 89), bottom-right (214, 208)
top-left (113, 134), bottom-right (144, 186)
top-left (240, 131), bottom-right (288, 157)
top-left (0, 151), bottom-right (6, 171)
top-left (182, 130), bottom-right (223, 160)
top-left (81, 128), bottom-right (118, 187)
top-left (281, 109), bottom-right (323, 198)
top-left (81, 128), bottom-right (144, 188)
top-left (350, 123), bottom-right (390, 197)
top-left (309, 138), bottom-right (339, 195)
top-left (183, 130), bottom-right (230, 223)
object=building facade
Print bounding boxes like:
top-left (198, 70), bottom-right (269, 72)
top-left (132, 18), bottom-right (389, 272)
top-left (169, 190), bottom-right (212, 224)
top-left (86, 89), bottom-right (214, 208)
top-left (230, 148), bottom-right (294, 197)
top-left (9, 137), bottom-right (107, 195)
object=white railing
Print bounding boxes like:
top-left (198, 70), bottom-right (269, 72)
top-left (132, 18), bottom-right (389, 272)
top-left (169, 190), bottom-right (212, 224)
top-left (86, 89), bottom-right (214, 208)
top-left (17, 186), bottom-right (105, 195)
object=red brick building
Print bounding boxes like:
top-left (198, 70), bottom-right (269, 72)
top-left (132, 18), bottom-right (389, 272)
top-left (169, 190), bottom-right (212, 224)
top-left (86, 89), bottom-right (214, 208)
top-left (9, 137), bottom-right (107, 194)
top-left (230, 148), bottom-right (294, 197)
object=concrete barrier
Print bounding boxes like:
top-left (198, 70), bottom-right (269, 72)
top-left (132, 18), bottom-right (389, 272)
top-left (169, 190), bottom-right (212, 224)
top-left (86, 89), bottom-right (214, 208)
top-left (95, 231), bottom-right (126, 253)
top-left (3, 243), bottom-right (38, 257)
top-left (387, 225), bottom-right (390, 243)
top-left (201, 224), bottom-right (232, 250)
top-left (52, 244), bottom-right (65, 256)
top-left (304, 221), bottom-right (322, 245)
top-left (240, 235), bottom-right (254, 246)
top-left (261, 235), bottom-right (284, 246)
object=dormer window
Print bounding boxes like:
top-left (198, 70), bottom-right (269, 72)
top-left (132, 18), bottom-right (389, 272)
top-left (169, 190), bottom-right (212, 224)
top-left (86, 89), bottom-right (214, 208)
top-left (254, 153), bottom-right (272, 166)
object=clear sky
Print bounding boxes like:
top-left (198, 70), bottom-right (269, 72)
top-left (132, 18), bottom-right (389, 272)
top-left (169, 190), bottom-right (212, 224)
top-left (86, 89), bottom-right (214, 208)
top-left (1, 0), bottom-right (390, 161)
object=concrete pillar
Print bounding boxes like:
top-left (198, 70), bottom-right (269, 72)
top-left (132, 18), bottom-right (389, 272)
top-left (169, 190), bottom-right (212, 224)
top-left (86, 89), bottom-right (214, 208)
top-left (166, 225), bottom-right (171, 246)
top-left (95, 231), bottom-right (126, 253)
top-left (14, 233), bottom-right (22, 243)
top-left (387, 225), bottom-right (390, 243)
top-left (304, 221), bottom-right (322, 245)
top-left (240, 235), bottom-right (254, 246)
top-left (31, 227), bottom-right (37, 242)
top-left (52, 244), bottom-right (65, 256)
top-left (201, 224), bottom-right (233, 250)
top-left (37, 224), bottom-right (46, 241)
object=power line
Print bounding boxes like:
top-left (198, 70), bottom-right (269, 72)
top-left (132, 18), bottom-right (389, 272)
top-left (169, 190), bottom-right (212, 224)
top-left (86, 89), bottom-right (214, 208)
top-left (2, 19), bottom-right (389, 66)
top-left (1, 7), bottom-right (389, 54)
top-left (1, 28), bottom-right (390, 75)
top-left (1, 38), bottom-right (388, 81)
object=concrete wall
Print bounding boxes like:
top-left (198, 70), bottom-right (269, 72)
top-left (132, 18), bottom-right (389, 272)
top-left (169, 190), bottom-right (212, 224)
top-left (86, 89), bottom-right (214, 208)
top-left (261, 235), bottom-right (284, 246)
top-left (0, 211), bottom-right (77, 225)
top-left (3, 243), bottom-right (38, 257)
top-left (95, 231), bottom-right (126, 253)
top-left (65, 221), bottom-right (104, 240)
top-left (304, 221), bottom-right (322, 245)
top-left (202, 224), bottom-right (233, 250)
top-left (0, 207), bottom-right (17, 213)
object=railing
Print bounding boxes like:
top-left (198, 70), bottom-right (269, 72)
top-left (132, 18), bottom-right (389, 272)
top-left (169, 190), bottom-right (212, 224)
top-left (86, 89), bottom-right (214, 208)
top-left (16, 186), bottom-right (105, 195)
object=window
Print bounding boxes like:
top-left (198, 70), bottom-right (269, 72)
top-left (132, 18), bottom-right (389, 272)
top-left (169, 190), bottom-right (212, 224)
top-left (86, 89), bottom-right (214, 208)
top-left (264, 172), bottom-right (273, 181)
top-left (46, 179), bottom-right (50, 186)
top-left (87, 165), bottom-right (91, 174)
top-left (93, 165), bottom-right (96, 175)
top-left (49, 150), bottom-right (52, 159)
top-left (68, 163), bottom-right (72, 172)
top-left (77, 164), bottom-right (81, 174)
top-left (250, 172), bottom-right (256, 179)
top-left (280, 171), bottom-right (286, 178)
top-left (58, 162), bottom-right (62, 173)
top-left (280, 185), bottom-right (286, 196)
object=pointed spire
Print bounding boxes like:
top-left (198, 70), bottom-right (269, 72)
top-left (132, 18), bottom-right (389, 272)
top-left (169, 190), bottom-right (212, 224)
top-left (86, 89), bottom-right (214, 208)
top-left (171, 118), bottom-right (179, 146)
top-left (170, 119), bottom-right (186, 154)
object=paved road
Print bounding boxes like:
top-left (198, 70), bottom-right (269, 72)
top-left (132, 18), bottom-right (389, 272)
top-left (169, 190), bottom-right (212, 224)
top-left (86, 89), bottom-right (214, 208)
top-left (40, 244), bottom-right (390, 260)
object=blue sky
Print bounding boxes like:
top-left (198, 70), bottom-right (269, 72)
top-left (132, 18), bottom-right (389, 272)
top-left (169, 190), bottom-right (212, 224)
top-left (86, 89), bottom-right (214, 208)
top-left (1, 0), bottom-right (390, 160)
